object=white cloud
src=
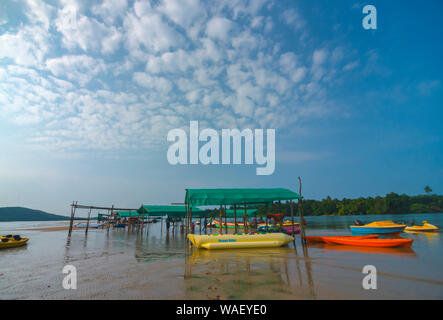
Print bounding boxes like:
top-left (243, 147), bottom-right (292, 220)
top-left (92, 0), bottom-right (128, 24)
top-left (55, 8), bottom-right (122, 54)
top-left (343, 59), bottom-right (360, 71)
top-left (417, 80), bottom-right (440, 96)
top-left (0, 0), bottom-right (358, 153)
top-left (281, 8), bottom-right (306, 30)
top-left (123, 10), bottom-right (183, 56)
top-left (24, 0), bottom-right (54, 30)
top-left (158, 0), bottom-right (204, 28)
top-left (313, 49), bottom-right (328, 66)
top-left (206, 16), bottom-right (233, 41)
top-left (133, 72), bottom-right (173, 94)
top-left (45, 55), bottom-right (106, 85)
top-left (0, 25), bottom-right (50, 67)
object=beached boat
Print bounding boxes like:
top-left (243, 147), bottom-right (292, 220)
top-left (323, 236), bottom-right (413, 248)
top-left (113, 223), bottom-right (126, 228)
top-left (213, 219), bottom-right (266, 229)
top-left (305, 234), bottom-right (378, 243)
top-left (187, 233), bottom-right (294, 250)
top-left (350, 220), bottom-right (406, 235)
top-left (405, 221), bottom-right (438, 232)
top-left (257, 225), bottom-right (281, 233)
top-left (282, 224), bottom-right (300, 235)
top-left (0, 235), bottom-right (29, 249)
top-left (256, 224), bottom-right (300, 235)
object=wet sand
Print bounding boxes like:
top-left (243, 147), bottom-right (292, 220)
top-left (1, 215), bottom-right (443, 300)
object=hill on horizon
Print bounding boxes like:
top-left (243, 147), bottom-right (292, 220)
top-left (0, 207), bottom-right (70, 222)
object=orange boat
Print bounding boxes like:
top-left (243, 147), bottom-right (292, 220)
top-left (306, 234), bottom-right (378, 243)
top-left (323, 237), bottom-right (413, 248)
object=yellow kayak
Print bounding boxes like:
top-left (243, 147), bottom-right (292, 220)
top-left (405, 221), bottom-right (438, 232)
top-left (0, 235), bottom-right (29, 249)
top-left (187, 233), bottom-right (294, 250)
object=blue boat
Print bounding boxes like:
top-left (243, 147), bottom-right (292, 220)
top-left (350, 220), bottom-right (406, 235)
top-left (113, 223), bottom-right (126, 228)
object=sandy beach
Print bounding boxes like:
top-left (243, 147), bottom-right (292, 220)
top-left (1, 214), bottom-right (443, 300)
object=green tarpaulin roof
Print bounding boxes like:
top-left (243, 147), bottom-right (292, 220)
top-left (225, 208), bottom-right (258, 217)
top-left (185, 188), bottom-right (302, 207)
top-left (116, 210), bottom-right (138, 217)
top-left (136, 205), bottom-right (205, 217)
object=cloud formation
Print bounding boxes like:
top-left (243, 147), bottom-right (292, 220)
top-left (0, 0), bottom-right (358, 153)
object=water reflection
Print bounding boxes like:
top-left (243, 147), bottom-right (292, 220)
top-left (403, 230), bottom-right (440, 243)
top-left (312, 243), bottom-right (417, 258)
top-left (185, 245), bottom-right (316, 299)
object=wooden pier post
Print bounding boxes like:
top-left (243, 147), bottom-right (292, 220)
top-left (234, 205), bottom-right (237, 234)
top-left (108, 205), bottom-right (113, 232)
top-left (85, 208), bottom-right (91, 234)
top-left (185, 203), bottom-right (188, 235)
top-left (298, 176), bottom-right (306, 244)
top-left (68, 201), bottom-right (77, 237)
top-left (290, 200), bottom-right (296, 248)
top-left (219, 205), bottom-right (223, 235)
top-left (244, 203), bottom-right (248, 233)
top-left (224, 205), bottom-right (228, 234)
top-left (189, 207), bottom-right (193, 234)
top-left (199, 214), bottom-right (202, 234)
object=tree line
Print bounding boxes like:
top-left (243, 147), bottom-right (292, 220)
top-left (203, 192), bottom-right (442, 217)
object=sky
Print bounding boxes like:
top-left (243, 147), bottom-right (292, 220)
top-left (0, 0), bottom-right (442, 216)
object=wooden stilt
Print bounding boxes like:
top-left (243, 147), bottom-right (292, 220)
top-left (219, 205), bottom-right (222, 235)
top-left (298, 176), bottom-right (306, 244)
top-left (185, 203), bottom-right (189, 235)
top-left (234, 204), bottom-right (237, 234)
top-left (190, 207), bottom-right (193, 234)
top-left (108, 205), bottom-right (113, 232)
top-left (199, 214), bottom-right (202, 234)
top-left (68, 201), bottom-right (77, 237)
top-left (224, 205), bottom-right (228, 234)
top-left (85, 208), bottom-right (91, 234)
top-left (244, 203), bottom-right (248, 234)
top-left (290, 200), bottom-right (297, 248)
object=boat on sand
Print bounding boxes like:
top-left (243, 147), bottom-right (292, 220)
top-left (0, 235), bottom-right (29, 249)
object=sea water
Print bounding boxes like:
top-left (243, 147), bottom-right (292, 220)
top-left (0, 213), bottom-right (442, 299)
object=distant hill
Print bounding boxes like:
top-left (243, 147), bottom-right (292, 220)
top-left (0, 207), bottom-right (70, 222)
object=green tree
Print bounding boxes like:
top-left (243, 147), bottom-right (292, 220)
top-left (424, 186), bottom-right (432, 194)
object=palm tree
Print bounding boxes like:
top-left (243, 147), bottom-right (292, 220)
top-left (424, 186), bottom-right (432, 194)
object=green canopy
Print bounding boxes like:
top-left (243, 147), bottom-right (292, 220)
top-left (225, 208), bottom-right (258, 217)
top-left (185, 188), bottom-right (302, 207)
top-left (116, 210), bottom-right (138, 217)
top-left (137, 205), bottom-right (205, 217)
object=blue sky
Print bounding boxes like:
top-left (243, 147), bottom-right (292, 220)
top-left (0, 0), bottom-right (442, 216)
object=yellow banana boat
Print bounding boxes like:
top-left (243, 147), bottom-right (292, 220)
top-left (405, 221), bottom-right (438, 232)
top-left (0, 235), bottom-right (29, 249)
top-left (187, 232), bottom-right (294, 250)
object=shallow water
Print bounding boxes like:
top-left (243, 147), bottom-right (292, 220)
top-left (1, 213), bottom-right (442, 299)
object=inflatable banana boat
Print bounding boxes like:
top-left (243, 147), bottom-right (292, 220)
top-left (187, 233), bottom-right (294, 250)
